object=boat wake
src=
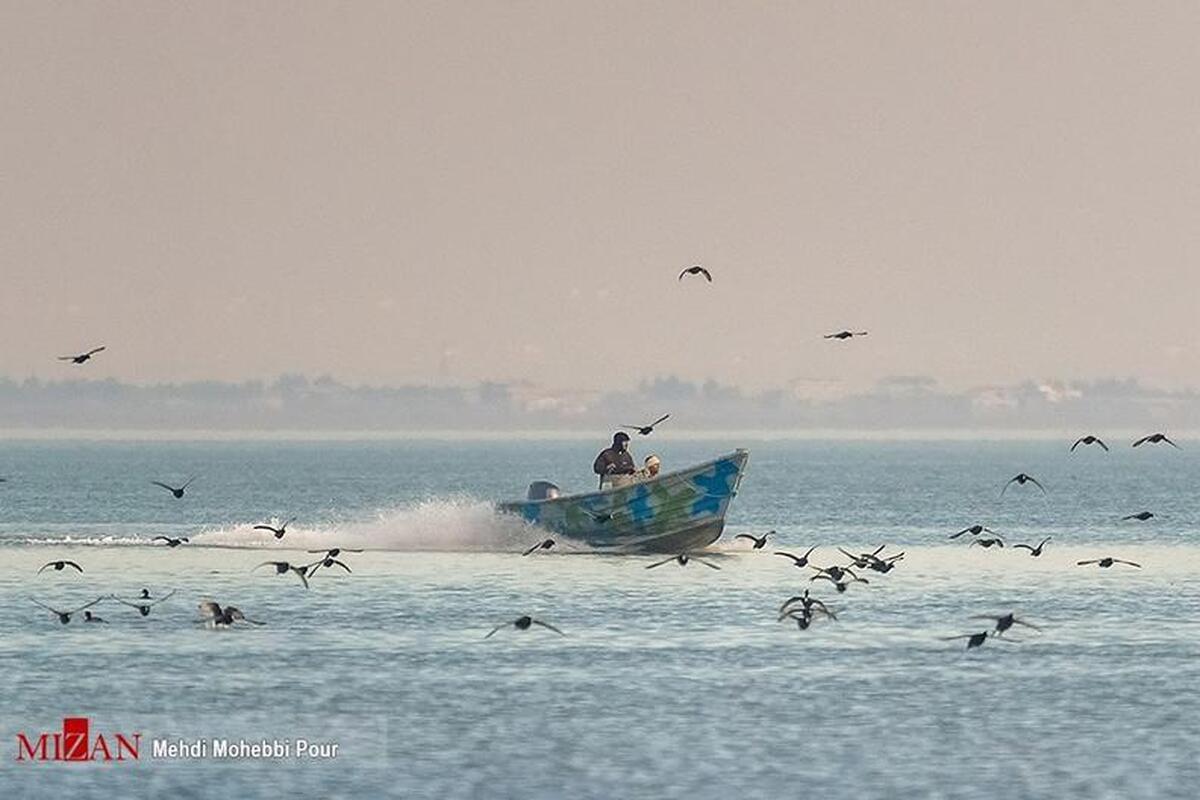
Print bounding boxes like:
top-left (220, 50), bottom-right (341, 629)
top-left (3, 498), bottom-right (540, 553)
top-left (190, 497), bottom-right (535, 552)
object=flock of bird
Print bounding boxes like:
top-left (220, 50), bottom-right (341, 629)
top-left (515, 416), bottom-right (1173, 648)
top-left (28, 537), bottom-right (366, 626)
top-left (22, 283), bottom-right (1177, 642)
top-left (22, 439), bottom-right (370, 624)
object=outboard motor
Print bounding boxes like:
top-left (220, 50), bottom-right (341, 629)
top-left (527, 481), bottom-right (560, 501)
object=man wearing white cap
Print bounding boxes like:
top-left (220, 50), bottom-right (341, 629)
top-left (638, 454), bottom-right (661, 481)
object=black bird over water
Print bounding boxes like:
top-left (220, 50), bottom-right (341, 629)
top-left (30, 597), bottom-right (103, 624)
top-left (864, 550), bottom-right (905, 573)
top-left (1001, 473), bottom-right (1046, 496)
top-left (646, 553), bottom-right (721, 570)
top-left (1077, 557), bottom-right (1141, 569)
top-left (941, 631), bottom-right (1000, 650)
top-left (38, 560), bottom-right (83, 574)
top-left (485, 615), bottom-right (565, 638)
top-left (151, 477), bottom-right (196, 498)
top-left (1070, 435), bottom-right (1109, 452)
top-left (823, 330), bottom-right (868, 340)
top-left (198, 601), bottom-right (265, 627)
top-left (1013, 537), bottom-right (1051, 556)
top-left (950, 524), bottom-right (996, 540)
top-left (1122, 511), bottom-right (1155, 522)
top-left (838, 545), bottom-right (880, 568)
top-left (774, 547), bottom-right (817, 568)
top-left (778, 590), bottom-right (834, 620)
top-left (253, 561), bottom-right (311, 588)
top-left (306, 556), bottom-right (352, 575)
top-left (622, 414), bottom-right (670, 436)
top-left (153, 536), bottom-right (189, 547)
top-left (1132, 433), bottom-right (1179, 449)
top-left (838, 545), bottom-right (903, 572)
top-left (678, 265), bottom-right (713, 282)
top-left (522, 538), bottom-right (556, 556)
top-left (307, 547), bottom-right (363, 559)
top-left (810, 564), bottom-right (860, 583)
top-left (58, 346), bottom-right (106, 364)
top-left (112, 589), bottom-right (177, 617)
top-left (735, 531), bottom-right (775, 549)
top-left (253, 517), bottom-right (296, 539)
top-left (83, 611), bottom-right (108, 624)
top-left (970, 537), bottom-right (1005, 549)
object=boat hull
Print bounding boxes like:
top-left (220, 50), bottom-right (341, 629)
top-left (497, 450), bottom-right (749, 553)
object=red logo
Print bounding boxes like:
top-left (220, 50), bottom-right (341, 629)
top-left (16, 717), bottom-right (141, 762)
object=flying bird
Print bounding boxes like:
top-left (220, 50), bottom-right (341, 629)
top-left (37, 560), bottom-right (83, 574)
top-left (774, 547), bottom-right (817, 568)
top-left (151, 477), bottom-right (196, 498)
top-left (678, 265), bottom-right (712, 282)
top-left (646, 553), bottom-right (721, 570)
top-left (840, 547), bottom-right (905, 573)
top-left (867, 556), bottom-right (904, 574)
top-left (809, 564), bottom-right (860, 583)
top-left (152, 536), bottom-right (189, 547)
top-left (484, 615), bottom-right (565, 638)
top-left (253, 517), bottom-right (296, 539)
top-left (30, 597), bottom-right (104, 624)
top-left (306, 547), bottom-right (363, 558)
top-left (734, 531), bottom-right (775, 550)
top-left (941, 631), bottom-right (997, 650)
top-left (838, 545), bottom-right (890, 569)
top-left (950, 524), bottom-right (996, 540)
top-left (253, 561), bottom-right (310, 588)
top-left (778, 590), bottom-right (834, 619)
top-left (112, 589), bottom-right (177, 617)
top-left (1132, 433), bottom-right (1179, 449)
top-left (1001, 473), bottom-right (1046, 496)
top-left (970, 537), bottom-right (1005, 549)
top-left (305, 556), bottom-right (351, 575)
top-left (1070, 435), bottom-right (1108, 452)
top-left (1013, 537), bottom-right (1051, 557)
top-left (823, 330), bottom-right (868, 340)
top-left (621, 414), bottom-right (670, 436)
top-left (198, 601), bottom-right (265, 627)
top-left (1077, 557), bottom-right (1141, 569)
top-left (1121, 511), bottom-right (1155, 522)
top-left (522, 538), bottom-right (556, 556)
top-left (58, 346), bottom-right (106, 364)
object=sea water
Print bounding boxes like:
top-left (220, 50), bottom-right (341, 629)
top-left (0, 438), bottom-right (1197, 798)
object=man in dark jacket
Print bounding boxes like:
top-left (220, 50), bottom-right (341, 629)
top-left (593, 432), bottom-right (636, 488)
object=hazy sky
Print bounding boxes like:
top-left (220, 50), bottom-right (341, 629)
top-left (2, 2), bottom-right (1197, 393)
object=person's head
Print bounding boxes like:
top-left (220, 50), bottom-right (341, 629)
top-left (644, 454), bottom-right (661, 477)
top-left (613, 431), bottom-right (630, 452)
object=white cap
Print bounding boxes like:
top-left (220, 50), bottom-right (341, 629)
top-left (645, 454), bottom-right (661, 467)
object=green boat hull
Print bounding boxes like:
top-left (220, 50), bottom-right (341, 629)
top-left (497, 450), bottom-right (749, 553)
